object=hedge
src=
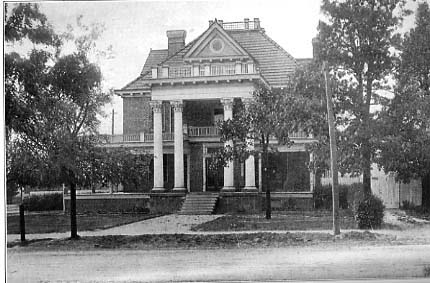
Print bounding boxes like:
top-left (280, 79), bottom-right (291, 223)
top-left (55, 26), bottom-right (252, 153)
top-left (313, 183), bottom-right (365, 210)
top-left (23, 193), bottom-right (63, 211)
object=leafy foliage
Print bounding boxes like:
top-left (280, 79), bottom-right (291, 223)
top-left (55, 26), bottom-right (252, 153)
top-left (377, 2), bottom-right (430, 183)
top-left (213, 79), bottom-right (325, 219)
top-left (4, 3), bottom-right (60, 46)
top-left (316, 0), bottom-right (410, 195)
top-left (355, 194), bottom-right (385, 229)
top-left (5, 5), bottom-right (112, 237)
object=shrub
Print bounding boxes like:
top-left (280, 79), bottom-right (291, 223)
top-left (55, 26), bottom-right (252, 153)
top-left (6, 182), bottom-right (19, 204)
top-left (313, 184), bottom-right (352, 209)
top-left (401, 200), bottom-right (415, 210)
top-left (23, 193), bottom-right (63, 211)
top-left (355, 194), bottom-right (385, 229)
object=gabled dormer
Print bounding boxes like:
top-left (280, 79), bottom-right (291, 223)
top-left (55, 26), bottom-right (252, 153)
top-left (148, 19), bottom-right (262, 84)
top-left (184, 19), bottom-right (252, 63)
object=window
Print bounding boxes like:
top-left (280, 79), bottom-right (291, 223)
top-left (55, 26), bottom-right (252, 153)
top-left (210, 38), bottom-right (224, 53)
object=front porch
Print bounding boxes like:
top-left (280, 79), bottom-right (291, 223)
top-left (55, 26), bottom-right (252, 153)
top-left (102, 97), bottom-right (316, 194)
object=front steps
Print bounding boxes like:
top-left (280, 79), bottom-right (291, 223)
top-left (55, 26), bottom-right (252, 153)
top-left (179, 193), bottom-right (219, 215)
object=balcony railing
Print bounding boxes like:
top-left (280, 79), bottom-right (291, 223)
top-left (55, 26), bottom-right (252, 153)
top-left (102, 127), bottom-right (312, 145)
top-left (188, 126), bottom-right (220, 137)
top-left (154, 63), bottom-right (255, 79)
top-left (103, 132), bottom-right (174, 144)
top-left (289, 130), bottom-right (311, 139)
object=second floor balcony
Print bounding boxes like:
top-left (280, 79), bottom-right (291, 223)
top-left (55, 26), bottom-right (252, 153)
top-left (102, 126), bottom-right (313, 145)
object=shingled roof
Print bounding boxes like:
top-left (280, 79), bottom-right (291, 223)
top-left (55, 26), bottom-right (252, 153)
top-left (228, 29), bottom-right (298, 87)
top-left (121, 21), bottom-right (303, 90)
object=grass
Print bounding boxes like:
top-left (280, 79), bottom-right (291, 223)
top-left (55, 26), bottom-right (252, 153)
top-left (7, 212), bottom-right (158, 234)
top-left (192, 210), bottom-right (363, 232)
top-left (7, 231), bottom-right (391, 250)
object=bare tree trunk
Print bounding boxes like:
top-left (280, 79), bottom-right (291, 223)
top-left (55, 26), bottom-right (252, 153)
top-left (323, 63), bottom-right (340, 235)
top-left (362, 78), bottom-right (373, 197)
top-left (70, 182), bottom-right (79, 239)
top-left (263, 135), bottom-right (271, 219)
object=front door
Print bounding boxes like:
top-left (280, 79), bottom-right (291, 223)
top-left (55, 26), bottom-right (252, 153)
top-left (205, 158), bottom-right (224, 191)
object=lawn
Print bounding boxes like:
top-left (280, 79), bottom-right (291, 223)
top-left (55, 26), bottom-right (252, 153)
top-left (8, 231), bottom-right (391, 250)
top-left (192, 210), bottom-right (360, 231)
top-left (7, 213), bottom-right (158, 234)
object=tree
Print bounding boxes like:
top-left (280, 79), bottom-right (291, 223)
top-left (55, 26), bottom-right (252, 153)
top-left (5, 3), bottom-right (61, 140)
top-left (377, 2), bottom-right (430, 207)
top-left (5, 4), bottom-right (111, 239)
top-left (317, 0), bottom-right (410, 196)
top-left (214, 81), bottom-right (324, 219)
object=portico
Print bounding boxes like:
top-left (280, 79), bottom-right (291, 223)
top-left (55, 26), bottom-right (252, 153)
top-left (149, 95), bottom-right (259, 193)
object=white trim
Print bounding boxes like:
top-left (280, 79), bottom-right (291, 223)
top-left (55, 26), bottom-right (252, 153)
top-left (152, 82), bottom-right (254, 101)
top-left (184, 21), bottom-right (251, 60)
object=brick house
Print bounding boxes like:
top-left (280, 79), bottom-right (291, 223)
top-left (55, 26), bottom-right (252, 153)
top-left (110, 18), bottom-right (316, 211)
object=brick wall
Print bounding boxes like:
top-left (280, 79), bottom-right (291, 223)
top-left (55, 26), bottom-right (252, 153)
top-left (216, 192), bottom-right (314, 214)
top-left (64, 195), bottom-right (151, 214)
top-left (64, 194), bottom-right (185, 214)
top-left (123, 96), bottom-right (152, 134)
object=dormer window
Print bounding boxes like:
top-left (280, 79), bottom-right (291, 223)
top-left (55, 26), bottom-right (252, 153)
top-left (210, 38), bottom-right (224, 53)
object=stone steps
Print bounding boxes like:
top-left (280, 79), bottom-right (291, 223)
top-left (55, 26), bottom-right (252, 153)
top-left (179, 193), bottom-right (219, 215)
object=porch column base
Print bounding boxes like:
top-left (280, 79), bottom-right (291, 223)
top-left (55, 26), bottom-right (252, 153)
top-left (151, 187), bottom-right (165, 192)
top-left (242, 186), bottom-right (258, 192)
top-left (172, 187), bottom-right (187, 192)
top-left (221, 186), bottom-right (235, 192)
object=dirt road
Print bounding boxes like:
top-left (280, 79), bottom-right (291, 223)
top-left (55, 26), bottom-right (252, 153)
top-left (7, 244), bottom-right (430, 282)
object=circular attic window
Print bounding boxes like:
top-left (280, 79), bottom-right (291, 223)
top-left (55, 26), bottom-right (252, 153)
top-left (210, 38), bottom-right (224, 53)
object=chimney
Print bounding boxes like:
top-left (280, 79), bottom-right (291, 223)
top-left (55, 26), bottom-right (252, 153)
top-left (244, 18), bottom-right (249, 30)
top-left (254, 18), bottom-right (260, 29)
top-left (166, 30), bottom-right (186, 56)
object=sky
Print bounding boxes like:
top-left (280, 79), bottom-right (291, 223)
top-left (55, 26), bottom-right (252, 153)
top-left (34, 0), bottom-right (321, 135)
top-left (11, 0), bottom-right (419, 134)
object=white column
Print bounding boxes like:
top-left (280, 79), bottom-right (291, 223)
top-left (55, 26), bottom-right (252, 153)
top-left (150, 101), bottom-right (164, 192)
top-left (243, 98), bottom-right (257, 192)
top-left (221, 98), bottom-right (235, 191)
top-left (258, 153), bottom-right (263, 192)
top-left (309, 152), bottom-right (315, 192)
top-left (172, 100), bottom-right (186, 192)
top-left (187, 154), bottom-right (191, 192)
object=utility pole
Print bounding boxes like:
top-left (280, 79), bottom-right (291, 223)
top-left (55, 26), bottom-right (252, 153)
top-left (323, 61), bottom-right (340, 236)
top-left (111, 108), bottom-right (116, 136)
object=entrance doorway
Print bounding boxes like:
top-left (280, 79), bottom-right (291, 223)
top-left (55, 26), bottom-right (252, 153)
top-left (205, 158), bottom-right (224, 191)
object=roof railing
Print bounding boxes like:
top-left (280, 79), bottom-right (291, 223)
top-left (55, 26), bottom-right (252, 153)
top-left (211, 18), bottom-right (261, 31)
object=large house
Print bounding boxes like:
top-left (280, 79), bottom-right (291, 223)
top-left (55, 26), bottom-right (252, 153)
top-left (107, 18), bottom-right (316, 212)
